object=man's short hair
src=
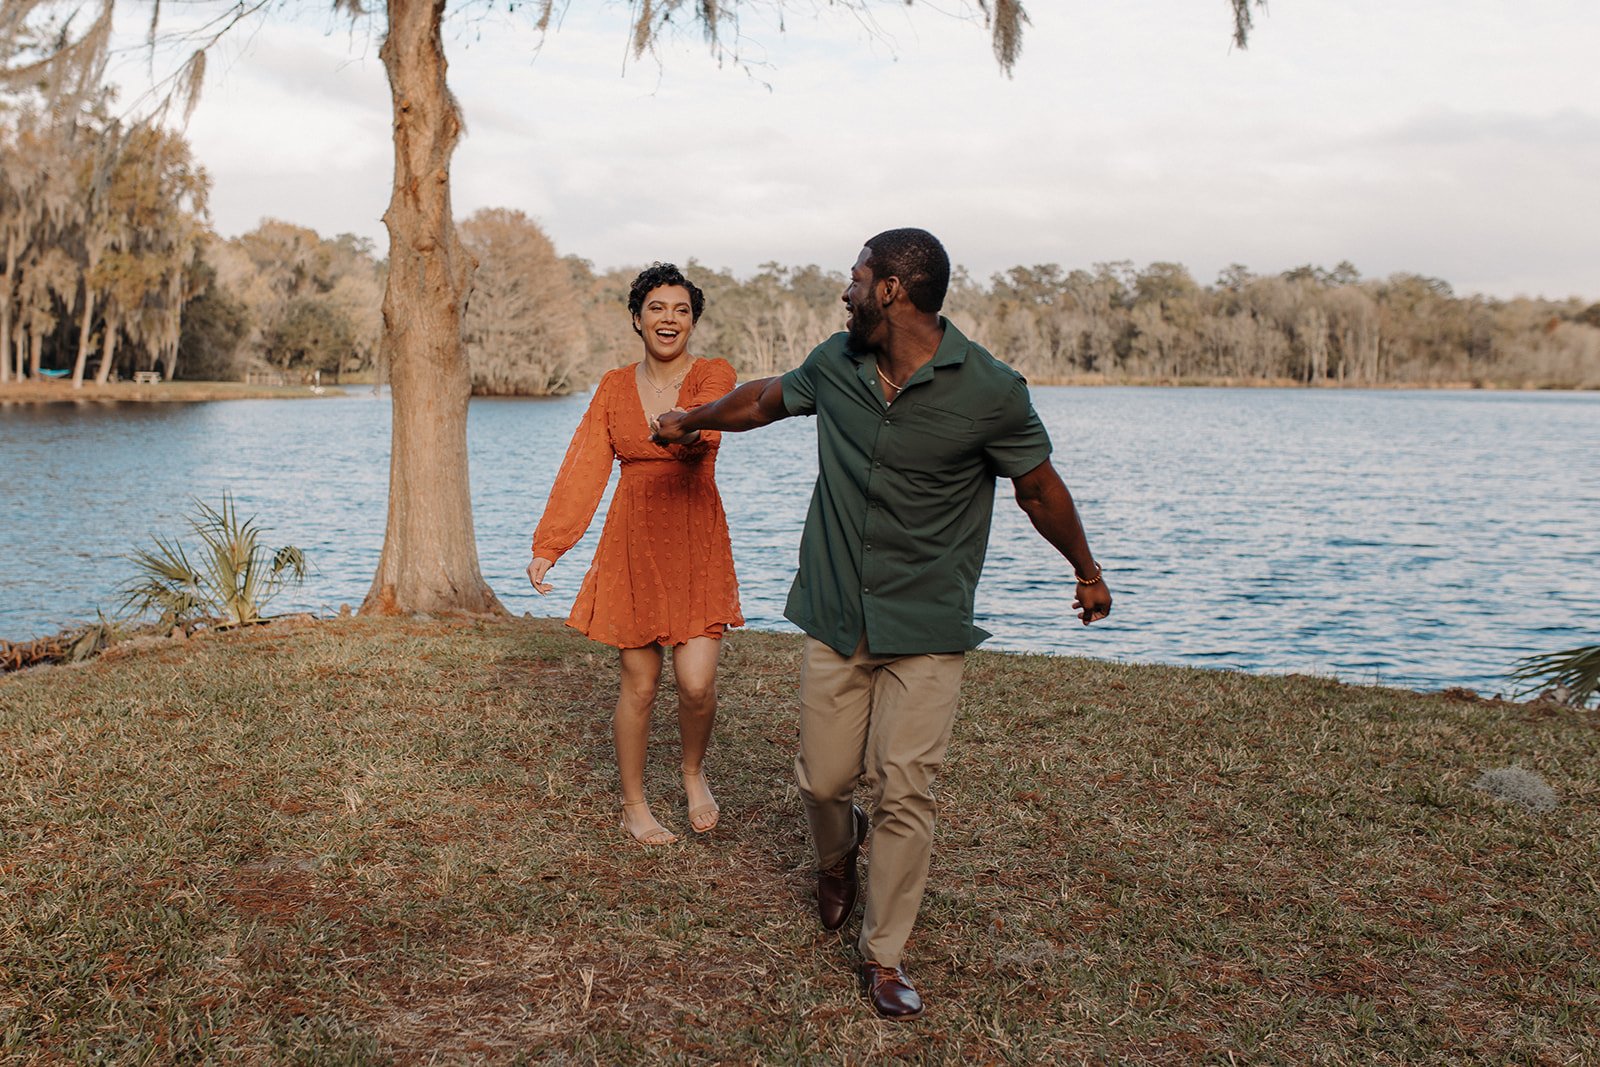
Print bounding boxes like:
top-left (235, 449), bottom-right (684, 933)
top-left (627, 263), bottom-right (706, 333)
top-left (862, 228), bottom-right (950, 313)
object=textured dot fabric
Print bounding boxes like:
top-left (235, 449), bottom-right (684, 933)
top-left (531, 356), bottom-right (744, 649)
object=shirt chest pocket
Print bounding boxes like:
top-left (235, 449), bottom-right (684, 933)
top-left (889, 401), bottom-right (980, 468)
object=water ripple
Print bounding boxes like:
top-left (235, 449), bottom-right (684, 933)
top-left (2, 386), bottom-right (1596, 695)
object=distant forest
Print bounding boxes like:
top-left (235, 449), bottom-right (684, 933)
top-left (5, 103), bottom-right (1598, 392)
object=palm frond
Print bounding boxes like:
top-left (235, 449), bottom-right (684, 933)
top-left (119, 493), bottom-right (308, 628)
top-left (1508, 643), bottom-right (1600, 708)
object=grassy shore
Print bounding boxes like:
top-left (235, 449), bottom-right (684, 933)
top-left (1, 616), bottom-right (1595, 1063)
top-left (0, 379), bottom-right (343, 404)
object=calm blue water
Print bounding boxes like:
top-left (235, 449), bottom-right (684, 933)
top-left (2, 387), bottom-right (1596, 695)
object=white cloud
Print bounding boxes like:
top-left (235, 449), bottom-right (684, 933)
top-left (105, 0), bottom-right (1600, 299)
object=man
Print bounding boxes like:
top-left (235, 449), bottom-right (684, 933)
top-left (653, 228), bottom-right (1111, 1020)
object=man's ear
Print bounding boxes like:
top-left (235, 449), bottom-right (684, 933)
top-left (879, 277), bottom-right (900, 307)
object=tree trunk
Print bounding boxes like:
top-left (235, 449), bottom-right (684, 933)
top-left (1, 233), bottom-right (15, 384)
top-left (0, 298), bottom-right (10, 384)
top-left (95, 317), bottom-right (117, 384)
top-left (361, 0), bottom-right (502, 617)
top-left (72, 285), bottom-right (96, 388)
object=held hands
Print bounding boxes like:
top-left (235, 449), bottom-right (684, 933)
top-left (527, 556), bottom-right (555, 596)
top-left (651, 407), bottom-right (694, 445)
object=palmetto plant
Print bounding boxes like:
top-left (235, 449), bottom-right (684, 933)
top-left (121, 494), bottom-right (307, 628)
top-left (1507, 643), bottom-right (1600, 709)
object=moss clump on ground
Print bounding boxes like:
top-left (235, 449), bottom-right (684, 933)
top-left (2, 616), bottom-right (1595, 1062)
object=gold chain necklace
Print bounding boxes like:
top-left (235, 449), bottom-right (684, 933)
top-left (875, 364), bottom-right (905, 396)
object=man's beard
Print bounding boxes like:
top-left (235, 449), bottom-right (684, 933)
top-left (846, 298), bottom-right (884, 352)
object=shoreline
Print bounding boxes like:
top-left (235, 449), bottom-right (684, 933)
top-left (0, 379), bottom-right (351, 404)
top-left (1026, 373), bottom-right (1597, 390)
top-left (2, 376), bottom-right (1592, 404)
top-left (0, 611), bottom-right (1553, 704)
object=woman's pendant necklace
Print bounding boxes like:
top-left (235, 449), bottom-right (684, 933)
top-left (643, 363), bottom-right (685, 398)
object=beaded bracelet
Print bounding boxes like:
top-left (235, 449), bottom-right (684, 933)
top-left (1075, 563), bottom-right (1104, 586)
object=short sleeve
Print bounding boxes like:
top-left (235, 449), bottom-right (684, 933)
top-left (982, 377), bottom-right (1053, 478)
top-left (779, 343), bottom-right (826, 417)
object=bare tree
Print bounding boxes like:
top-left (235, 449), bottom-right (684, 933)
top-left (460, 208), bottom-right (589, 395)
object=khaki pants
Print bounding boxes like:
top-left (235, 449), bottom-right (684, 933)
top-left (795, 636), bottom-right (965, 968)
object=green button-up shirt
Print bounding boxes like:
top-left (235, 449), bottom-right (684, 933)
top-left (780, 318), bottom-right (1052, 656)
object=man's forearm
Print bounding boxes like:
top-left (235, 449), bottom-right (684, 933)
top-left (1014, 464), bottom-right (1099, 579)
top-left (682, 376), bottom-right (784, 433)
top-left (1025, 498), bottom-right (1097, 578)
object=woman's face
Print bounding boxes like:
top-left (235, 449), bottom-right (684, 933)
top-left (635, 284), bottom-right (695, 363)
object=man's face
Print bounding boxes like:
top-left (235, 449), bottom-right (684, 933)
top-left (842, 247), bottom-right (886, 352)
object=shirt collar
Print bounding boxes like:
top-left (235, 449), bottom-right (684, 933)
top-left (846, 316), bottom-right (970, 375)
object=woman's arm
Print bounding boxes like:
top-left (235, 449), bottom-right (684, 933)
top-left (529, 380), bottom-right (616, 584)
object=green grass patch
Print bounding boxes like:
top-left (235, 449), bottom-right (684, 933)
top-left (2, 617), bottom-right (1595, 1062)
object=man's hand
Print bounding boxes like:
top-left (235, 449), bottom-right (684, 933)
top-left (652, 407), bottom-right (694, 444)
top-left (526, 556), bottom-right (554, 595)
top-left (1073, 579), bottom-right (1112, 625)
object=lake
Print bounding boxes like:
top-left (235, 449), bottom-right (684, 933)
top-left (2, 386), bottom-right (1596, 695)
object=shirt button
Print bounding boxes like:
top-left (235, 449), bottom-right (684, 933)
top-left (883, 419), bottom-right (890, 426)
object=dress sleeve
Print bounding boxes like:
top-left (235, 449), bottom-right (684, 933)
top-left (531, 377), bottom-right (617, 563)
top-left (665, 357), bottom-right (738, 457)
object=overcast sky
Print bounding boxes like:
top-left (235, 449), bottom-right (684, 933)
top-left (107, 1), bottom-right (1600, 300)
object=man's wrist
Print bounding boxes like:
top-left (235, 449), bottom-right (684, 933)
top-left (1073, 561), bottom-right (1103, 585)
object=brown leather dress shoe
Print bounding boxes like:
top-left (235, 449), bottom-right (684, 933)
top-left (816, 804), bottom-right (868, 931)
top-left (859, 961), bottom-right (924, 1020)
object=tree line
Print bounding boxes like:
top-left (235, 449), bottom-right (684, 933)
top-left (1, 96), bottom-right (205, 386)
top-left (6, 106), bottom-right (1598, 392)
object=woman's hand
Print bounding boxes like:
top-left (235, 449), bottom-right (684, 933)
top-left (527, 557), bottom-right (555, 595)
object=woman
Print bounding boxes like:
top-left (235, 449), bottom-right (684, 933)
top-left (527, 264), bottom-right (742, 845)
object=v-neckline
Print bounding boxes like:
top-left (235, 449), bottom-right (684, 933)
top-left (632, 357), bottom-right (696, 431)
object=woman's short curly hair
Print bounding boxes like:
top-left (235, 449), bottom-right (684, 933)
top-left (627, 263), bottom-right (705, 336)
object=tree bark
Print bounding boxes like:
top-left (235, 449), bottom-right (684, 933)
top-left (0, 232), bottom-right (16, 384)
top-left (361, 0), bottom-right (503, 617)
top-left (72, 285), bottom-right (95, 388)
top-left (95, 317), bottom-right (117, 384)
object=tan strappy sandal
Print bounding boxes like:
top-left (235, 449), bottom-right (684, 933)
top-left (683, 768), bottom-right (720, 833)
top-left (620, 799), bottom-right (678, 845)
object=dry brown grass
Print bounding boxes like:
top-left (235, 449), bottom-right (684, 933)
top-left (2, 616), bottom-right (1595, 1063)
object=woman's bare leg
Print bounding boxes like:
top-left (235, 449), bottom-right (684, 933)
top-left (616, 644), bottom-right (674, 844)
top-left (674, 635), bottom-right (722, 831)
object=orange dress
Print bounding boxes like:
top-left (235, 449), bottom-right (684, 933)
top-left (531, 356), bottom-right (744, 648)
